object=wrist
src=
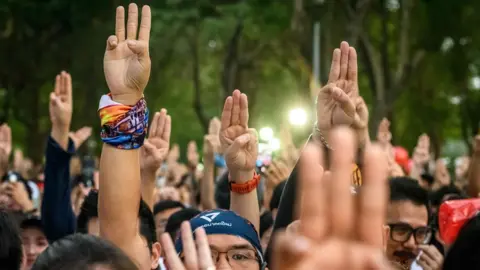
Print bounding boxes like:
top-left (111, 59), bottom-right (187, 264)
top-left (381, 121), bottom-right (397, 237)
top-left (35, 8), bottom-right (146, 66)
top-left (229, 169), bottom-right (255, 184)
top-left (111, 93), bottom-right (142, 106)
top-left (203, 152), bottom-right (214, 162)
top-left (51, 126), bottom-right (70, 149)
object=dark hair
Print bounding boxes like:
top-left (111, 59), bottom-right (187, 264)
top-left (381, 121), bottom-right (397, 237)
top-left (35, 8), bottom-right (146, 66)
top-left (165, 208), bottom-right (201, 240)
top-left (443, 214), bottom-right (480, 270)
top-left (260, 211), bottom-right (273, 237)
top-left (429, 185), bottom-right (466, 208)
top-left (215, 170), bottom-right (264, 210)
top-left (76, 191), bottom-right (99, 234)
top-left (20, 216), bottom-right (44, 231)
top-left (0, 210), bottom-right (23, 270)
top-left (31, 234), bottom-right (138, 270)
top-left (77, 191), bottom-right (157, 252)
top-left (269, 180), bottom-right (287, 211)
top-left (389, 177), bottom-right (429, 207)
top-left (139, 199), bottom-right (157, 251)
top-left (389, 177), bottom-right (430, 220)
top-left (153, 200), bottom-right (185, 216)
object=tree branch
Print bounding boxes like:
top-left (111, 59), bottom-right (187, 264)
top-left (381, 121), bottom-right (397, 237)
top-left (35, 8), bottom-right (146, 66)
top-left (394, 0), bottom-right (413, 85)
top-left (221, 19), bottom-right (244, 99)
top-left (340, 0), bottom-right (374, 45)
top-left (358, 33), bottom-right (384, 101)
top-left (190, 25), bottom-right (209, 134)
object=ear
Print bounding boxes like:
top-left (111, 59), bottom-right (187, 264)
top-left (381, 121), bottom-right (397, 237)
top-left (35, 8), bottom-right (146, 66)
top-left (150, 242), bottom-right (162, 269)
top-left (382, 225), bottom-right (390, 252)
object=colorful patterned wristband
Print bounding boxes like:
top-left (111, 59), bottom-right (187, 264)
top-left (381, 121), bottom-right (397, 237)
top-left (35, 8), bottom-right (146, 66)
top-left (98, 94), bottom-right (149, 149)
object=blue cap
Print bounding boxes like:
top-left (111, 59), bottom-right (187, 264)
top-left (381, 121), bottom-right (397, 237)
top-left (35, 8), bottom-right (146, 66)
top-left (175, 209), bottom-right (264, 264)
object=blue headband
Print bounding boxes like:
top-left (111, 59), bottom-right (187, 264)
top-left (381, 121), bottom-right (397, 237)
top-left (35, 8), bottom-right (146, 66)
top-left (175, 209), bottom-right (264, 264)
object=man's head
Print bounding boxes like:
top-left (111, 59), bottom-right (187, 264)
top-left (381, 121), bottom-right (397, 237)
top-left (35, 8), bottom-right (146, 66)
top-left (0, 210), bottom-right (22, 270)
top-left (77, 191), bottom-right (161, 270)
top-left (153, 200), bottom-right (184, 240)
top-left (165, 208), bottom-right (201, 240)
top-left (20, 217), bottom-right (48, 270)
top-left (385, 177), bottom-right (431, 269)
top-left (31, 234), bottom-right (138, 270)
top-left (175, 210), bottom-right (265, 270)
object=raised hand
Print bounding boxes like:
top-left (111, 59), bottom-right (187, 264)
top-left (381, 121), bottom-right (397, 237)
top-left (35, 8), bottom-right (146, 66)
top-left (49, 72), bottom-right (73, 129)
top-left (220, 90), bottom-right (258, 180)
top-left (434, 159), bottom-right (451, 188)
top-left (0, 124), bottom-right (12, 158)
top-left (264, 160), bottom-right (291, 189)
top-left (141, 109), bottom-right (171, 172)
top-left (412, 134), bottom-right (430, 166)
top-left (187, 141), bottom-right (199, 168)
top-left (377, 118), bottom-right (392, 148)
top-left (69, 126), bottom-right (92, 150)
top-left (273, 128), bottom-right (393, 270)
top-left (204, 118), bottom-right (221, 157)
top-left (160, 222), bottom-right (215, 270)
top-left (317, 42), bottom-right (368, 132)
top-left (104, 3), bottom-right (151, 105)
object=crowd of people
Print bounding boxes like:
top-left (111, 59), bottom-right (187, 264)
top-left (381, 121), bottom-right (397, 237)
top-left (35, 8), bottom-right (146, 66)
top-left (1, 3), bottom-right (480, 270)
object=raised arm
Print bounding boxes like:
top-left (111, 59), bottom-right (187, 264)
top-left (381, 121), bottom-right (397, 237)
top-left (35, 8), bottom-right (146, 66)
top-left (42, 71), bottom-right (77, 243)
top-left (98, 3), bottom-right (152, 263)
top-left (140, 109), bottom-right (171, 209)
top-left (220, 90), bottom-right (260, 232)
top-left (200, 118), bottom-right (221, 210)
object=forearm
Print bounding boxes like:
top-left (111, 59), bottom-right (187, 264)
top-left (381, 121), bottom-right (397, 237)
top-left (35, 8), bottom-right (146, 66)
top-left (42, 136), bottom-right (76, 243)
top-left (230, 170), bottom-right (260, 232)
top-left (99, 145), bottom-right (141, 248)
top-left (200, 155), bottom-right (216, 210)
top-left (141, 169), bottom-right (156, 210)
top-left (51, 125), bottom-right (69, 151)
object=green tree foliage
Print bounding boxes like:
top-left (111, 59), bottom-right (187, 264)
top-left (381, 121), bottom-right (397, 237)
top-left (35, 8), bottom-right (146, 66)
top-left (1, 0), bottom-right (480, 162)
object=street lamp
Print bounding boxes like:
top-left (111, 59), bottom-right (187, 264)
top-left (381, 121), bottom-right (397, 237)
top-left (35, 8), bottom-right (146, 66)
top-left (289, 108), bottom-right (307, 126)
top-left (269, 138), bottom-right (281, 151)
top-left (259, 127), bottom-right (274, 142)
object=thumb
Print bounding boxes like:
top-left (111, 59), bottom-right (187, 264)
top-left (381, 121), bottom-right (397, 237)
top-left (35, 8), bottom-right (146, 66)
top-left (331, 87), bottom-right (355, 117)
top-left (229, 133), bottom-right (251, 153)
top-left (143, 139), bottom-right (155, 154)
top-left (273, 232), bottom-right (310, 269)
top-left (127, 40), bottom-right (149, 57)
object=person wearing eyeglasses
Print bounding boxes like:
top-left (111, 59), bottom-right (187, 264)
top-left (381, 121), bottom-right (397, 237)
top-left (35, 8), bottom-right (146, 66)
top-left (384, 177), bottom-right (444, 270)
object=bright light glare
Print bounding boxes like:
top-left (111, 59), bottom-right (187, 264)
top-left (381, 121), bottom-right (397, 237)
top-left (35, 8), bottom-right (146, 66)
top-left (259, 127), bottom-right (274, 141)
top-left (269, 138), bottom-right (281, 151)
top-left (289, 108), bottom-right (307, 126)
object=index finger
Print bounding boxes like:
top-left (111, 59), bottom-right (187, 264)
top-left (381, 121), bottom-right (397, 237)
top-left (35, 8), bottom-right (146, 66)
top-left (160, 233), bottom-right (185, 270)
top-left (115, 6), bottom-right (126, 41)
top-left (138, 5), bottom-right (151, 41)
top-left (327, 48), bottom-right (341, 83)
top-left (357, 144), bottom-right (389, 248)
top-left (181, 222), bottom-right (198, 269)
top-left (240, 93), bottom-right (249, 128)
top-left (195, 228), bottom-right (215, 269)
top-left (298, 143), bottom-right (327, 242)
top-left (220, 96), bottom-right (233, 131)
top-left (149, 112), bottom-right (159, 137)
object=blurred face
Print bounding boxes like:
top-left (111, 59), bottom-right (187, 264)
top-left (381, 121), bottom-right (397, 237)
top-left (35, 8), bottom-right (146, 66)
top-left (21, 227), bottom-right (48, 269)
top-left (207, 234), bottom-right (260, 270)
top-left (385, 200), bottom-right (429, 269)
top-left (154, 207), bottom-right (182, 241)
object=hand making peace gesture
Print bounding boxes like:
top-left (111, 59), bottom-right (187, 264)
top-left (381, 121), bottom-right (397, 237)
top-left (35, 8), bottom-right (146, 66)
top-left (220, 90), bottom-right (258, 180)
top-left (104, 3), bottom-right (151, 105)
top-left (316, 42), bottom-right (368, 136)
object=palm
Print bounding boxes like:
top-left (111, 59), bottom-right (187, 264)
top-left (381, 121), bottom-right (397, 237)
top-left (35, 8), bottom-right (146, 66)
top-left (141, 109), bottom-right (171, 172)
top-left (104, 43), bottom-right (149, 97)
top-left (49, 72), bottom-right (73, 127)
top-left (141, 137), bottom-right (168, 170)
top-left (103, 4), bottom-right (151, 104)
top-left (220, 90), bottom-right (257, 173)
